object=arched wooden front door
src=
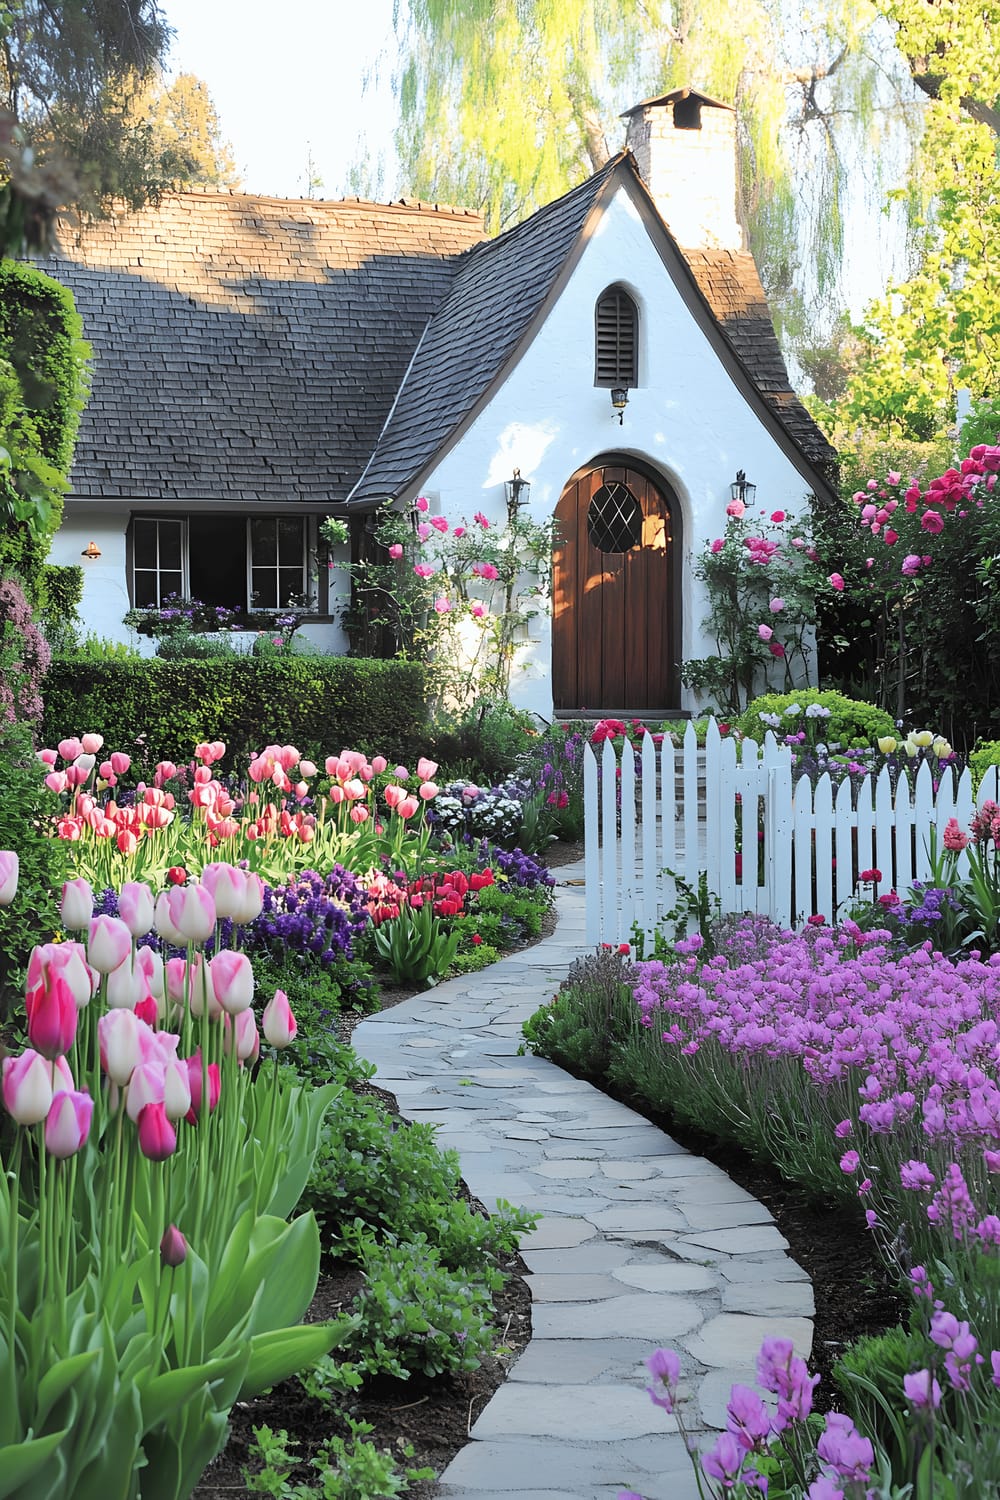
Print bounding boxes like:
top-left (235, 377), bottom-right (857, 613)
top-left (552, 461), bottom-right (677, 713)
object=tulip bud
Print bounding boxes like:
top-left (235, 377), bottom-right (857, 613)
top-left (225, 1008), bottom-right (260, 1063)
top-left (118, 882), bottom-right (155, 938)
top-left (136, 1101), bottom-right (177, 1161)
top-left (160, 1224), bottom-right (188, 1268)
top-left (209, 950), bottom-right (254, 1014)
top-left (44, 1089), bottom-right (94, 1158)
top-left (0, 851), bottom-right (18, 906)
top-left (98, 1009), bottom-right (146, 1087)
top-left (262, 989), bottom-right (297, 1048)
top-left (154, 891), bottom-right (186, 946)
top-left (88, 915), bottom-right (133, 974)
top-left (26, 973), bottom-right (78, 1059)
top-left (162, 1058), bottom-right (192, 1120)
top-left (59, 877), bottom-right (93, 930)
top-left (232, 872), bottom-right (264, 925)
top-left (199, 863), bottom-right (247, 920)
top-left (106, 956), bottom-right (145, 1010)
top-left (2, 1050), bottom-right (54, 1124)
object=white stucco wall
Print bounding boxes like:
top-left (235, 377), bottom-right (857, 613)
top-left (417, 185), bottom-right (820, 721)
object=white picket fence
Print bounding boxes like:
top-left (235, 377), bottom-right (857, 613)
top-left (583, 718), bottom-right (1000, 946)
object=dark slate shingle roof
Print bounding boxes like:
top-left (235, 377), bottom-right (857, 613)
top-left (42, 192), bottom-right (485, 504)
top-left (348, 157), bottom-right (622, 506)
top-left (350, 155), bottom-right (835, 505)
top-left (683, 249), bottom-right (836, 471)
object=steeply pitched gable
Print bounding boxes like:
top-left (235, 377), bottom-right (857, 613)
top-left (42, 192), bottom-right (484, 506)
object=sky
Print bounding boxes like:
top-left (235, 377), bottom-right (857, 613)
top-left (160, 0), bottom-right (402, 199)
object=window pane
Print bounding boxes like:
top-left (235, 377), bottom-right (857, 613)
top-left (158, 521), bottom-right (183, 570)
top-left (276, 516), bottom-right (303, 563)
top-left (160, 570), bottom-right (183, 602)
top-left (251, 570), bottom-right (277, 609)
top-left (277, 567), bottom-right (304, 606)
top-left (250, 517), bottom-right (277, 563)
top-left (133, 519), bottom-right (157, 571)
top-left (134, 570), bottom-right (159, 606)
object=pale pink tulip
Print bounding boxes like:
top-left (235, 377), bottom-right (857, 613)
top-left (3, 1050), bottom-right (54, 1124)
top-left (279, 745), bottom-right (300, 770)
top-left (199, 863), bottom-right (247, 920)
top-left (232, 872), bottom-right (264, 925)
top-left (118, 882), bottom-right (155, 937)
top-left (226, 1008), bottom-right (260, 1063)
top-left (51, 1055), bottom-right (76, 1096)
top-left (58, 737), bottom-right (83, 761)
top-left (98, 1009), bottom-right (147, 1086)
top-left (383, 783), bottom-right (405, 809)
top-left (262, 989), bottom-right (297, 1048)
top-left (418, 782), bottom-right (439, 801)
top-left (416, 758), bottom-right (438, 782)
top-left (162, 1058), bottom-right (192, 1120)
top-left (371, 756), bottom-right (387, 774)
top-left (393, 766), bottom-right (408, 780)
top-left (45, 1089), bottom-right (93, 1157)
top-left (153, 891), bottom-right (186, 946)
top-left (44, 770), bottom-right (68, 794)
top-left (87, 915), bottom-right (133, 974)
top-left (28, 942), bottom-right (94, 1009)
top-left (105, 956), bottom-right (146, 1010)
top-left (125, 1060), bottom-right (166, 1122)
top-left (299, 760), bottom-right (317, 778)
top-left (37, 747), bottom-right (58, 766)
top-left (162, 884), bottom-right (216, 944)
top-left (81, 733), bottom-right (104, 755)
top-left (135, 945), bottom-right (164, 1001)
top-left (209, 950), bottom-right (254, 1014)
top-left (0, 851), bottom-right (18, 906)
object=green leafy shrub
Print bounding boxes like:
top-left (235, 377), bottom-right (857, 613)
top-left (522, 946), bottom-right (633, 1080)
top-left (244, 1418), bottom-right (433, 1499)
top-left (737, 688), bottom-right (895, 748)
top-left (428, 699), bottom-right (540, 782)
top-left (41, 656), bottom-right (431, 770)
top-left (344, 1231), bottom-right (498, 1379)
top-left (37, 562), bottom-right (83, 652)
top-left (833, 1324), bottom-right (940, 1480)
top-left (970, 739), bottom-right (1000, 792)
top-left (0, 721), bottom-right (69, 1018)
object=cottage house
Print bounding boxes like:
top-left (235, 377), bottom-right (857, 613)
top-left (42, 90), bottom-right (835, 720)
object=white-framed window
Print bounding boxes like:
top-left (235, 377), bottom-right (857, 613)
top-left (129, 514), bottom-right (313, 611)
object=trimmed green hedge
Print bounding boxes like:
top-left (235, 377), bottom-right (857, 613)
top-left (42, 657), bottom-right (432, 769)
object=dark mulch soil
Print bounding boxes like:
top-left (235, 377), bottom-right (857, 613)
top-left (194, 847), bottom-right (903, 1493)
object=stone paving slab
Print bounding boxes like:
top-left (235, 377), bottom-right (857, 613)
top-left (351, 860), bottom-right (814, 1500)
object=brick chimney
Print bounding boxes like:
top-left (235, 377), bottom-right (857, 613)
top-left (622, 90), bottom-right (744, 252)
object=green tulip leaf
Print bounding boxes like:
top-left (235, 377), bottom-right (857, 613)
top-left (0, 1428), bottom-right (70, 1498)
top-left (139, 1349), bottom-right (247, 1429)
top-left (239, 1321), bottom-right (342, 1400)
top-left (33, 1350), bottom-right (100, 1427)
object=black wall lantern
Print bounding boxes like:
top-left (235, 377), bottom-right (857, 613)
top-left (730, 469), bottom-right (756, 506)
top-left (504, 468), bottom-right (530, 516)
top-left (611, 387), bottom-right (629, 424)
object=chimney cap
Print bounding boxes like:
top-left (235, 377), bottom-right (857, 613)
top-left (620, 88), bottom-right (735, 119)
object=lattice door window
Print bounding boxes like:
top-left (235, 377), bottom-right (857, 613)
top-left (587, 482), bottom-right (642, 553)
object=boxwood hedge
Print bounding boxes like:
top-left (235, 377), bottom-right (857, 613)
top-left (42, 656), bottom-right (431, 770)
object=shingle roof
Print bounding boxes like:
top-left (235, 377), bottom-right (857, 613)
top-left (348, 157), bottom-right (623, 506)
top-left (41, 192), bottom-right (485, 505)
top-left (349, 155), bottom-right (835, 506)
top-left (683, 249), bottom-right (836, 471)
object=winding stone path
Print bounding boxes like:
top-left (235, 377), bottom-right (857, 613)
top-left (352, 860), bottom-right (814, 1500)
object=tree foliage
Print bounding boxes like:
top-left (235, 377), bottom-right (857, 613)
top-left (0, 0), bottom-right (172, 255)
top-left (133, 70), bottom-right (241, 191)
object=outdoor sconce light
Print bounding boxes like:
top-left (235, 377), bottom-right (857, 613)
top-left (730, 469), bottom-right (756, 507)
top-left (504, 467), bottom-right (530, 514)
top-left (611, 387), bottom-right (629, 424)
top-left (81, 540), bottom-right (102, 559)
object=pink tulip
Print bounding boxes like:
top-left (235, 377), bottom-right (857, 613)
top-left (232, 872), bottom-right (264, 925)
top-left (154, 760), bottom-right (177, 784)
top-left (2, 1050), bottom-right (54, 1124)
top-left (162, 1058), bottom-right (192, 1120)
top-left (28, 941), bottom-right (94, 1010)
top-left (98, 1009), bottom-right (146, 1086)
top-left (105, 956), bottom-right (146, 1010)
top-left (299, 760), bottom-right (317, 778)
top-left (184, 1052), bottom-right (221, 1123)
top-left (99, 761), bottom-right (114, 780)
top-left (383, 783), bottom-right (405, 809)
top-left (225, 1008), bottom-right (260, 1063)
top-left (37, 747), bottom-right (58, 766)
top-left (162, 884), bottom-right (216, 944)
top-left (51, 1055), bottom-right (76, 1096)
top-left (125, 1060), bottom-right (166, 1122)
top-left (329, 784), bottom-right (345, 805)
top-left (135, 994), bottom-right (158, 1027)
top-left (418, 782), bottom-right (439, 800)
top-left (88, 915), bottom-right (133, 974)
top-left (26, 973), bottom-right (78, 1059)
top-left (371, 756), bottom-right (387, 774)
top-left (350, 805), bottom-right (369, 825)
top-left (135, 945), bottom-right (164, 1002)
top-left (110, 751), bottom-right (131, 776)
top-left (136, 1101), bottom-right (176, 1161)
top-left (160, 1224), bottom-right (188, 1267)
top-left (153, 891), bottom-right (186, 946)
top-left (416, 758), bottom-right (438, 782)
top-left (199, 862), bottom-right (247, 920)
top-left (0, 851), bottom-right (18, 906)
top-left (209, 950), bottom-right (255, 1014)
top-left (118, 882), bottom-right (154, 938)
top-left (396, 796), bottom-right (419, 819)
top-left (81, 733), bottom-right (104, 755)
top-left (262, 989), bottom-right (297, 1048)
top-left (44, 770), bottom-right (68, 794)
top-left (58, 737), bottom-right (83, 762)
top-left (210, 741), bottom-right (225, 762)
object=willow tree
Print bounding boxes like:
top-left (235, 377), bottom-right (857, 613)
top-left (382, 0), bottom-right (913, 331)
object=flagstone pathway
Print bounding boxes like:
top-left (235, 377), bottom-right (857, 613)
top-left (351, 859), bottom-right (815, 1500)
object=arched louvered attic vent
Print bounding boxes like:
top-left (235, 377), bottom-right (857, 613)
top-left (595, 285), bottom-right (638, 387)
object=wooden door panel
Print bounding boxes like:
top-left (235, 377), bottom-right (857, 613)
top-left (553, 463), bottom-right (674, 712)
